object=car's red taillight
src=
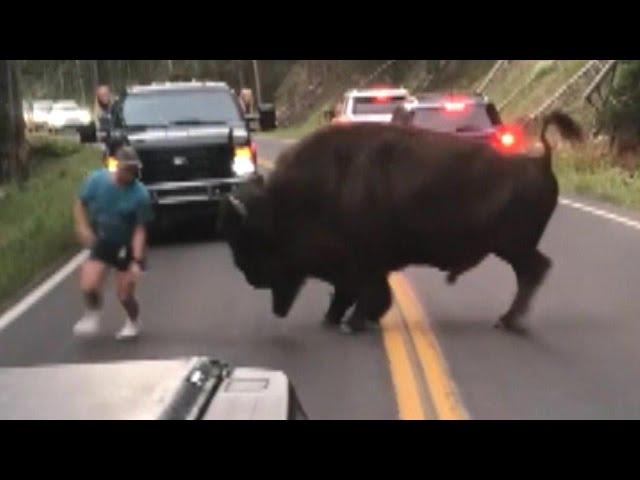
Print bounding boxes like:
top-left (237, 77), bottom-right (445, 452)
top-left (443, 101), bottom-right (467, 113)
top-left (500, 132), bottom-right (516, 147)
top-left (441, 96), bottom-right (470, 113)
top-left (491, 125), bottom-right (524, 153)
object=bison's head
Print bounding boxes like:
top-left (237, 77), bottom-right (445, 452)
top-left (218, 181), bottom-right (303, 317)
top-left (218, 180), bottom-right (275, 288)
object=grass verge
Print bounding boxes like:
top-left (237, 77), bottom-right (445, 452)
top-left (0, 136), bottom-right (101, 309)
top-left (554, 145), bottom-right (640, 209)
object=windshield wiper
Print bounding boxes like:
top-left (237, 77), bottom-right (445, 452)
top-left (168, 119), bottom-right (228, 126)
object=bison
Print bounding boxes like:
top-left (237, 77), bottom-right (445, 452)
top-left (218, 111), bottom-right (583, 333)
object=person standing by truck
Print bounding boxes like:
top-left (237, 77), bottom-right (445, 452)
top-left (238, 88), bottom-right (254, 115)
top-left (94, 84), bottom-right (114, 143)
top-left (72, 146), bottom-right (153, 340)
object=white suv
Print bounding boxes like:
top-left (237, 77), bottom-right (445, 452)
top-left (47, 100), bottom-right (92, 132)
top-left (333, 87), bottom-right (412, 124)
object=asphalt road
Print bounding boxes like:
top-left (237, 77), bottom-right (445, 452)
top-left (2, 136), bottom-right (640, 419)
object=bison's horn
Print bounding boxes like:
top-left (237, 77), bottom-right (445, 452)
top-left (228, 195), bottom-right (248, 218)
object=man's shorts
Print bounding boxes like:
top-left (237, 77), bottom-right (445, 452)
top-left (90, 240), bottom-right (132, 272)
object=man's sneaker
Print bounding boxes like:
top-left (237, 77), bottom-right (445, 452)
top-left (115, 318), bottom-right (141, 340)
top-left (73, 310), bottom-right (102, 337)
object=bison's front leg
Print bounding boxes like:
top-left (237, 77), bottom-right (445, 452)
top-left (271, 276), bottom-right (305, 317)
top-left (341, 276), bottom-right (392, 335)
top-left (496, 249), bottom-right (552, 331)
top-left (324, 289), bottom-right (356, 326)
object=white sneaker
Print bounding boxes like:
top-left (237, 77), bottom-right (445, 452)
top-left (73, 310), bottom-right (102, 337)
top-left (115, 318), bottom-right (141, 340)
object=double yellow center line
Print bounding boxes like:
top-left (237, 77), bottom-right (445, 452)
top-left (258, 152), bottom-right (467, 420)
top-left (385, 273), bottom-right (468, 420)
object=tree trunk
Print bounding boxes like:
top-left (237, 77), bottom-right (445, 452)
top-left (235, 60), bottom-right (245, 89)
top-left (96, 60), bottom-right (110, 85)
top-left (58, 63), bottom-right (65, 98)
top-left (0, 60), bottom-right (10, 182)
top-left (91, 60), bottom-right (99, 95)
top-left (0, 60), bottom-right (28, 183)
top-left (75, 60), bottom-right (86, 105)
top-left (125, 60), bottom-right (131, 86)
top-left (10, 63), bottom-right (28, 182)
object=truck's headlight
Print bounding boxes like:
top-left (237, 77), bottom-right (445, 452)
top-left (106, 157), bottom-right (119, 172)
top-left (80, 111), bottom-right (91, 124)
top-left (233, 146), bottom-right (256, 176)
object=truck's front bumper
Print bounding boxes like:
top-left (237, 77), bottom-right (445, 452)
top-left (147, 175), bottom-right (260, 206)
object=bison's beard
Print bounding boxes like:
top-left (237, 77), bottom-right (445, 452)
top-left (271, 277), bottom-right (305, 317)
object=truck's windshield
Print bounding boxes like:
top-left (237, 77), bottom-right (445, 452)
top-left (411, 104), bottom-right (499, 133)
top-left (122, 90), bottom-right (242, 127)
top-left (352, 96), bottom-right (408, 115)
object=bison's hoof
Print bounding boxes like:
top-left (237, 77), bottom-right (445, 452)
top-left (495, 315), bottom-right (527, 334)
top-left (340, 324), bottom-right (366, 335)
top-left (446, 273), bottom-right (458, 285)
top-left (340, 320), bottom-right (367, 335)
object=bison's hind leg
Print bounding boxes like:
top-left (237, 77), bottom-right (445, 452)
top-left (340, 276), bottom-right (392, 335)
top-left (495, 249), bottom-right (552, 331)
top-left (324, 289), bottom-right (356, 326)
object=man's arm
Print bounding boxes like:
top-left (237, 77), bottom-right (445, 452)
top-left (131, 190), bottom-right (153, 268)
top-left (74, 199), bottom-right (96, 248)
top-left (131, 224), bottom-right (147, 264)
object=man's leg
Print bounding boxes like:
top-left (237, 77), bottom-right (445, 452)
top-left (74, 259), bottom-right (108, 336)
top-left (115, 268), bottom-right (141, 339)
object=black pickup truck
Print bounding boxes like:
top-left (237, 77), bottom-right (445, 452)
top-left (83, 81), bottom-right (275, 231)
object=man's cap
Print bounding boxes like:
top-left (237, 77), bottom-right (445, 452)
top-left (114, 146), bottom-right (142, 168)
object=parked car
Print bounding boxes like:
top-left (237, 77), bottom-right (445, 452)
top-left (46, 100), bottom-right (92, 133)
top-left (23, 101), bottom-right (33, 131)
top-left (332, 87), bottom-right (411, 124)
top-left (392, 92), bottom-right (526, 153)
top-left (31, 100), bottom-right (54, 131)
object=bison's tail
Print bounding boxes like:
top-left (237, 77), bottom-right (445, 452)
top-left (540, 110), bottom-right (584, 160)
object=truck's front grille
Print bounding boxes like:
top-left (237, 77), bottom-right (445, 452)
top-left (138, 145), bottom-right (234, 184)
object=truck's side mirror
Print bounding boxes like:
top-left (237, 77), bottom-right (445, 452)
top-left (105, 129), bottom-right (127, 155)
top-left (258, 104), bottom-right (277, 131)
top-left (245, 113), bottom-right (260, 132)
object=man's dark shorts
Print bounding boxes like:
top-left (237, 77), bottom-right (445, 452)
top-left (90, 239), bottom-right (132, 272)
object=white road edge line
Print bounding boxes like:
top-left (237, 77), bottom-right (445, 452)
top-left (559, 197), bottom-right (640, 231)
top-left (0, 250), bottom-right (89, 333)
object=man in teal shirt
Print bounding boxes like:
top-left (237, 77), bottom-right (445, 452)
top-left (73, 146), bottom-right (153, 340)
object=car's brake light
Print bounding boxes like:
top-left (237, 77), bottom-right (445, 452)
top-left (491, 125), bottom-right (524, 153)
top-left (443, 101), bottom-right (467, 113)
top-left (500, 132), bottom-right (516, 147)
top-left (374, 95), bottom-right (390, 103)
